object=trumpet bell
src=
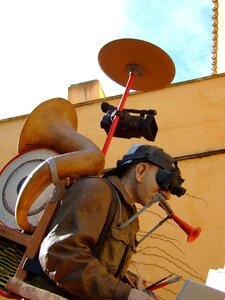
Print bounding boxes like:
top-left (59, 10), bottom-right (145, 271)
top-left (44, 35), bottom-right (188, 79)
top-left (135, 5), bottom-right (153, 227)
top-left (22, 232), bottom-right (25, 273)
top-left (172, 214), bottom-right (201, 242)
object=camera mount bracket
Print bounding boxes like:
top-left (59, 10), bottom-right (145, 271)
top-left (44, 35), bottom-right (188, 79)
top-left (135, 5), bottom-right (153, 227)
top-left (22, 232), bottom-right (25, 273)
top-left (98, 38), bottom-right (175, 155)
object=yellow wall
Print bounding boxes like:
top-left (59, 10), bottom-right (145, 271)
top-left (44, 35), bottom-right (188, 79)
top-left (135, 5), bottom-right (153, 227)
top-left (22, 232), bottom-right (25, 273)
top-left (68, 79), bottom-right (105, 104)
top-left (74, 74), bottom-right (225, 298)
top-left (0, 117), bottom-right (25, 168)
top-left (0, 73), bottom-right (225, 299)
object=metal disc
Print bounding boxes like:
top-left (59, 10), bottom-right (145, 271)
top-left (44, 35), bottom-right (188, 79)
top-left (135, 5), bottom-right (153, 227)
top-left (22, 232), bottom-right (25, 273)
top-left (0, 149), bottom-right (57, 229)
top-left (98, 38), bottom-right (175, 92)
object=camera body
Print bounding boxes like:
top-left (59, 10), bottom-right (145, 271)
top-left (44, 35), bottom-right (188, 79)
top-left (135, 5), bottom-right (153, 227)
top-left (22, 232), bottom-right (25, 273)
top-left (100, 102), bottom-right (158, 141)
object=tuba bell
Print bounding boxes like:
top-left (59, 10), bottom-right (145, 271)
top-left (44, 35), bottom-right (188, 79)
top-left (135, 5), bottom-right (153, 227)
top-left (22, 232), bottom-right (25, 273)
top-left (15, 98), bottom-right (105, 232)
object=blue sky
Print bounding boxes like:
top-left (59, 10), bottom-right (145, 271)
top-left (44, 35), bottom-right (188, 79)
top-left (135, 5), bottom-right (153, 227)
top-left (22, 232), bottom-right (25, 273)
top-left (0, 0), bottom-right (213, 119)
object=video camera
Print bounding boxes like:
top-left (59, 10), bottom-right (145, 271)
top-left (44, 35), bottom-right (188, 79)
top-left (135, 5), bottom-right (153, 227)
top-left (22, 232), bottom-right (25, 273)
top-left (100, 102), bottom-right (158, 141)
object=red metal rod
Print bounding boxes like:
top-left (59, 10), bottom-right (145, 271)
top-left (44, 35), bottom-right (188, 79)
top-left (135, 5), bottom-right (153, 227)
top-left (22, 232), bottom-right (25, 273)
top-left (146, 276), bottom-right (181, 292)
top-left (102, 72), bottom-right (136, 156)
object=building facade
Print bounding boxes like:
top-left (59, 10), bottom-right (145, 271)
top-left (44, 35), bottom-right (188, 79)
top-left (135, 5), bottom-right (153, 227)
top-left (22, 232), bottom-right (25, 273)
top-left (0, 73), bottom-right (225, 299)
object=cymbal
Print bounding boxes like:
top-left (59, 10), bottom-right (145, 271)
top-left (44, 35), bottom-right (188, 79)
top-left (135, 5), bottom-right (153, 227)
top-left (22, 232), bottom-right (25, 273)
top-left (98, 38), bottom-right (175, 92)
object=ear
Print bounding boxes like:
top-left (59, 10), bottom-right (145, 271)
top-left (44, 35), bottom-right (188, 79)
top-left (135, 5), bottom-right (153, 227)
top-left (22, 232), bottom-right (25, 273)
top-left (135, 163), bottom-right (148, 183)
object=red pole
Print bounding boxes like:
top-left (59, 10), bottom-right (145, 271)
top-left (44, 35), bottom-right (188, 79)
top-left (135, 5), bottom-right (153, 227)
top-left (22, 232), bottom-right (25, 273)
top-left (102, 72), bottom-right (136, 156)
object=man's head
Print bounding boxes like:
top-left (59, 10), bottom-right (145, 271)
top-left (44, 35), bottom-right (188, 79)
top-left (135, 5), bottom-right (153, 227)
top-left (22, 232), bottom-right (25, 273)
top-left (105, 144), bottom-right (186, 200)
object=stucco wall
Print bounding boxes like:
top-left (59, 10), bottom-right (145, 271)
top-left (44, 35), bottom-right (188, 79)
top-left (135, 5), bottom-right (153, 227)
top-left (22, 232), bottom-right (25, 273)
top-left (0, 117), bottom-right (25, 168)
top-left (129, 153), bottom-right (225, 299)
top-left (0, 74), bottom-right (225, 299)
top-left (74, 74), bottom-right (225, 298)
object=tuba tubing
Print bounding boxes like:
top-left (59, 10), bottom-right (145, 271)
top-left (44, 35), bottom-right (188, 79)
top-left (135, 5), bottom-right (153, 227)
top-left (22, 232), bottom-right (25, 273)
top-left (15, 98), bottom-right (105, 232)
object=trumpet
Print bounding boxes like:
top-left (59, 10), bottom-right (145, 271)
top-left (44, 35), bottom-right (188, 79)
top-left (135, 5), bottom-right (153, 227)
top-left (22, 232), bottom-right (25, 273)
top-left (158, 197), bottom-right (201, 242)
top-left (137, 194), bottom-right (201, 245)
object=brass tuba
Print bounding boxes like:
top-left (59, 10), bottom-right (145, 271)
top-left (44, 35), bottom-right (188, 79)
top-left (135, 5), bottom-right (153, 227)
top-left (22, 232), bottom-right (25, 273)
top-left (15, 98), bottom-right (105, 232)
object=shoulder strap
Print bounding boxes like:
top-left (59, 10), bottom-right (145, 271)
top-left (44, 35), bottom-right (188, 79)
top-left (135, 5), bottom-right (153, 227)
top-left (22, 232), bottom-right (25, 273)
top-left (92, 179), bottom-right (119, 258)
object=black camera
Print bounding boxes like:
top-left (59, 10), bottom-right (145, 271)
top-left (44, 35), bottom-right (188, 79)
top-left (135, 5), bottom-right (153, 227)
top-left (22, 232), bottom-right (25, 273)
top-left (100, 102), bottom-right (158, 141)
top-left (156, 169), bottom-right (186, 197)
